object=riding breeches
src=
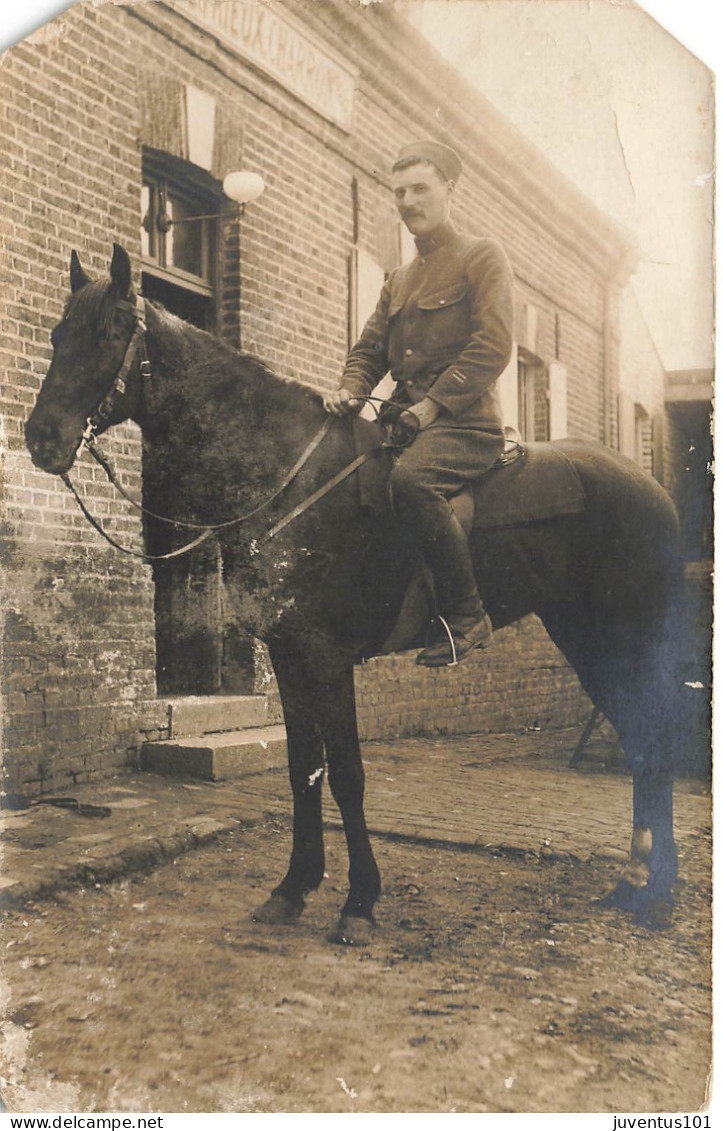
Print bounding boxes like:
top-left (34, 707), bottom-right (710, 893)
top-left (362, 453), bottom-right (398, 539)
top-left (389, 423), bottom-right (505, 618)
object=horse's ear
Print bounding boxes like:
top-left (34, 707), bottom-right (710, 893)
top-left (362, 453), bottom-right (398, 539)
top-left (109, 242), bottom-right (132, 299)
top-left (70, 250), bottom-right (92, 293)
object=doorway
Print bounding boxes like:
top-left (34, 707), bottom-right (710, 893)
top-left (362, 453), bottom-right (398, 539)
top-left (140, 149), bottom-right (255, 696)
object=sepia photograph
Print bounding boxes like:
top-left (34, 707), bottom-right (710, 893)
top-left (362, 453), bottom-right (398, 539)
top-left (0, 0), bottom-right (715, 1118)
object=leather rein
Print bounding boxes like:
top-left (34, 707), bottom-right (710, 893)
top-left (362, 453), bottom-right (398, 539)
top-left (60, 295), bottom-right (387, 561)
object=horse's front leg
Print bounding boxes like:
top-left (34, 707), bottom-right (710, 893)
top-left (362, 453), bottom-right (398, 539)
top-left (252, 640), bottom-right (326, 926)
top-left (314, 662), bottom-right (381, 945)
top-left (601, 769), bottom-right (678, 929)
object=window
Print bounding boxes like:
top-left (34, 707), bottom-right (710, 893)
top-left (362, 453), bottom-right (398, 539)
top-left (140, 151), bottom-right (220, 329)
top-left (498, 346), bottom-right (551, 442)
top-left (619, 392), bottom-right (655, 473)
top-left (517, 352), bottom-right (549, 442)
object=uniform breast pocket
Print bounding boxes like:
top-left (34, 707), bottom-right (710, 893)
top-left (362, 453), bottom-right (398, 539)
top-left (416, 284), bottom-right (469, 353)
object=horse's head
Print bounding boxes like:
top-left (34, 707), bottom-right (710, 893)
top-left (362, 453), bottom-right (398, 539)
top-left (25, 243), bottom-right (143, 475)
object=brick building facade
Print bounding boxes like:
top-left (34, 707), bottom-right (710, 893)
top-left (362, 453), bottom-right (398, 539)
top-left (2, 0), bottom-right (643, 794)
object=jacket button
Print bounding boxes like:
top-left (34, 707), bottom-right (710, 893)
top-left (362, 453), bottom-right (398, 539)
top-left (405, 348), bottom-right (413, 356)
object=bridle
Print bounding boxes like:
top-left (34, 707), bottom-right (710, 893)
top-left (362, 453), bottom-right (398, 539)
top-left (60, 295), bottom-right (403, 561)
top-left (77, 293), bottom-right (151, 453)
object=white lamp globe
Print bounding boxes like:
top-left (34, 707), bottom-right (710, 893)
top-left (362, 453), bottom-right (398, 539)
top-left (223, 171), bottom-right (265, 205)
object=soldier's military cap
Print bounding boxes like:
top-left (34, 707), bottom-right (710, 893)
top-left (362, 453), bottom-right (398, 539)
top-left (393, 141), bottom-right (464, 183)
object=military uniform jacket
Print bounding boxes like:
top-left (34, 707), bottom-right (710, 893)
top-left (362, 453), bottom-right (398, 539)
top-left (342, 221), bottom-right (514, 429)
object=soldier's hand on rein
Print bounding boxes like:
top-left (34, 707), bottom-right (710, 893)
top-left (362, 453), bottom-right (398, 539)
top-left (386, 409), bottom-right (421, 448)
top-left (323, 387), bottom-right (362, 416)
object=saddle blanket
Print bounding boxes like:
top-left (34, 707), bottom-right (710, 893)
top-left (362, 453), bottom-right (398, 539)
top-left (466, 441), bottom-right (586, 531)
top-left (352, 417), bottom-right (586, 532)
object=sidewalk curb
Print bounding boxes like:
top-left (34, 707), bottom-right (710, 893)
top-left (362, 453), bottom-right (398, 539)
top-left (0, 814), bottom-right (245, 910)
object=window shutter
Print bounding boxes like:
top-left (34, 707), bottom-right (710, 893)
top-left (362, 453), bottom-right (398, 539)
top-left (185, 86), bottom-right (216, 172)
top-left (548, 361), bottom-right (568, 439)
top-left (497, 342), bottom-right (519, 434)
top-left (348, 248), bottom-right (393, 419)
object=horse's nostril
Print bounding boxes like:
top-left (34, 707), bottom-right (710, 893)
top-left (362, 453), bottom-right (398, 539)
top-left (25, 417), bottom-right (56, 447)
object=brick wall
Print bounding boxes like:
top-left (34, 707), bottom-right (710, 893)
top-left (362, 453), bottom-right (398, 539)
top-left (1, 4), bottom-right (166, 792)
top-left (1, 0), bottom-right (628, 792)
top-left (354, 618), bottom-right (591, 742)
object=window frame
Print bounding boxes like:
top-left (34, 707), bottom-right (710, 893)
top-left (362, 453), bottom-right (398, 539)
top-left (141, 150), bottom-right (222, 303)
top-left (517, 348), bottom-right (550, 443)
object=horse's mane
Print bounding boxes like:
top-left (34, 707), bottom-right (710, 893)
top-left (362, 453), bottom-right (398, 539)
top-left (63, 281), bottom-right (325, 411)
top-left (147, 298), bottom-right (325, 412)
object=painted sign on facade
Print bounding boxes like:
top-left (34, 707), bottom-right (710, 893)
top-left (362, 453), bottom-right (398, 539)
top-left (175, 0), bottom-right (356, 130)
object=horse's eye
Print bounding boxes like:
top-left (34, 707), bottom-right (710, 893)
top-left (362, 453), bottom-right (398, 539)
top-left (100, 316), bottom-right (130, 344)
top-left (95, 321), bottom-right (120, 345)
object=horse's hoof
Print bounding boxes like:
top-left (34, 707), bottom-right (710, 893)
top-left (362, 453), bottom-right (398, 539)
top-left (252, 893), bottom-right (304, 925)
top-left (328, 914), bottom-right (376, 947)
top-left (635, 900), bottom-right (673, 932)
top-left (597, 880), bottom-right (672, 928)
top-left (597, 879), bottom-right (640, 912)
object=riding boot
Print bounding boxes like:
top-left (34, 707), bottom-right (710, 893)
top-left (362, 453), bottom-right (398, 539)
top-left (415, 509), bottom-right (493, 667)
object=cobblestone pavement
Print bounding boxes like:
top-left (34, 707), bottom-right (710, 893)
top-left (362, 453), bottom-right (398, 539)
top-left (0, 726), bottom-right (711, 908)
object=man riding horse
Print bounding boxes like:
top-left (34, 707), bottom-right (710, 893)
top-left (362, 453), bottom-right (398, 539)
top-left (24, 234), bottom-right (682, 932)
top-left (324, 140), bottom-right (515, 667)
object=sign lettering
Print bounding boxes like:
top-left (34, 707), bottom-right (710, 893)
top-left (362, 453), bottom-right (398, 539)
top-left (176, 0), bottom-right (356, 131)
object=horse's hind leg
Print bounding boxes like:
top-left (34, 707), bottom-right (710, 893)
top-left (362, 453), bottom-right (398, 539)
top-left (542, 600), bottom-right (679, 926)
top-left (252, 639), bottom-right (326, 926)
top-left (601, 637), bottom-right (679, 925)
top-left (600, 767), bottom-right (677, 929)
top-left (596, 647), bottom-right (679, 926)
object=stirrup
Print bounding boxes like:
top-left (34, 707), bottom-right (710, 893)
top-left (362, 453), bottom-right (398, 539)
top-left (437, 615), bottom-right (458, 666)
top-left (416, 612), bottom-right (493, 668)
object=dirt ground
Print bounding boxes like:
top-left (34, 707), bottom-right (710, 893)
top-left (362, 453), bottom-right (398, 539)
top-left (0, 812), bottom-right (712, 1115)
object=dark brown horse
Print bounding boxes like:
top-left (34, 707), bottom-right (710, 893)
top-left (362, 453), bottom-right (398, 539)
top-left (25, 245), bottom-right (682, 939)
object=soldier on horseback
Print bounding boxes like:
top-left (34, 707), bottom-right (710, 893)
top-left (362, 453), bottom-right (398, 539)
top-left (25, 239), bottom-right (682, 933)
top-left (324, 140), bottom-right (515, 667)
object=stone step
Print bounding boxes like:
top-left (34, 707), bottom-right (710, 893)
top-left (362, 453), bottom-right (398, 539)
top-left (141, 724), bottom-right (287, 782)
top-left (165, 695), bottom-right (269, 739)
